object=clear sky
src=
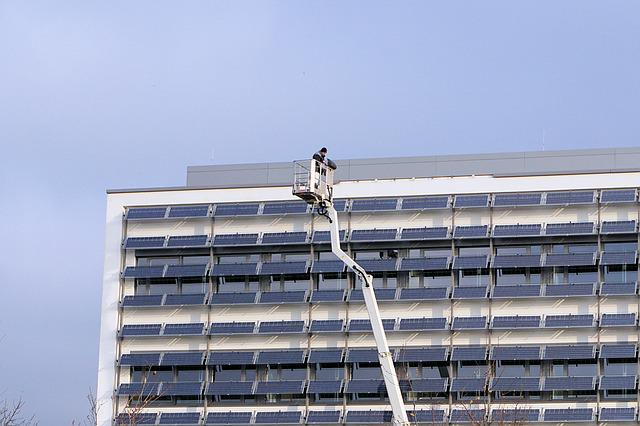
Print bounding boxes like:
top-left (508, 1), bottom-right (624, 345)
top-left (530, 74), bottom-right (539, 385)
top-left (0, 0), bottom-right (638, 423)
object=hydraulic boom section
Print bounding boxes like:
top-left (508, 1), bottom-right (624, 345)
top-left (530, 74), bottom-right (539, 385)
top-left (292, 159), bottom-right (410, 426)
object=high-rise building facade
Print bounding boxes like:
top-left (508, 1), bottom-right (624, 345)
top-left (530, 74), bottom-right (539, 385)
top-left (98, 148), bottom-right (640, 425)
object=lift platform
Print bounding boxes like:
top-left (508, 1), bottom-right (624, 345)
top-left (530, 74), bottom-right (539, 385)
top-left (292, 159), bottom-right (410, 426)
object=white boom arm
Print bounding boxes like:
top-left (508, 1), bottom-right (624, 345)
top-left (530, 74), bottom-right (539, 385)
top-left (292, 159), bottom-right (410, 425)
top-left (326, 204), bottom-right (410, 426)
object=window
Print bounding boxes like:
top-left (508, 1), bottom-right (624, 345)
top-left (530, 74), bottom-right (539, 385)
top-left (316, 366), bottom-right (344, 380)
top-left (458, 269), bottom-right (489, 287)
top-left (318, 273), bottom-right (347, 290)
top-left (352, 366), bottom-right (383, 380)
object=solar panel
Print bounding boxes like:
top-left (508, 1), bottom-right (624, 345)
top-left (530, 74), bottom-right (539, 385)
top-left (164, 293), bottom-right (206, 306)
top-left (346, 348), bottom-right (378, 363)
top-left (160, 352), bottom-right (204, 366)
top-left (351, 198), bottom-right (398, 211)
top-left (205, 381), bottom-right (253, 396)
top-left (258, 261), bottom-right (307, 275)
top-left (166, 235), bottom-right (208, 247)
top-left (310, 319), bottom-right (344, 332)
top-left (451, 346), bottom-right (487, 361)
top-left (308, 349), bottom-right (343, 363)
top-left (123, 266), bottom-right (164, 278)
top-left (348, 319), bottom-right (395, 332)
top-left (544, 314), bottom-right (594, 328)
top-left (213, 203), bottom-right (259, 216)
top-left (492, 285), bottom-right (541, 298)
top-left (167, 204), bottom-right (209, 218)
top-left (161, 382), bottom-right (203, 396)
top-left (307, 380), bottom-right (342, 393)
top-left (601, 220), bottom-right (637, 234)
top-left (207, 351), bottom-right (255, 366)
top-left (310, 290), bottom-right (345, 302)
top-left (345, 379), bottom-right (385, 393)
top-left (254, 381), bottom-right (305, 394)
top-left (601, 251), bottom-right (637, 265)
top-left (452, 316), bottom-right (487, 330)
top-left (543, 376), bottom-right (595, 391)
top-left (256, 350), bottom-right (305, 364)
top-left (121, 324), bottom-right (162, 337)
top-left (115, 413), bottom-right (157, 425)
top-left (255, 412), bottom-right (302, 424)
top-left (307, 411), bottom-right (341, 424)
top-left (450, 409), bottom-right (486, 423)
top-left (490, 377), bottom-right (541, 391)
top-left (452, 286), bottom-right (487, 299)
top-left (600, 344), bottom-right (636, 359)
top-left (492, 254), bottom-right (541, 268)
top-left (399, 227), bottom-right (449, 240)
top-left (545, 283), bottom-right (595, 297)
top-left (452, 255), bottom-right (489, 269)
top-left (454, 194), bottom-right (489, 208)
top-left (394, 347), bottom-right (448, 362)
top-left (545, 221), bottom-right (595, 235)
top-left (350, 228), bottom-right (397, 242)
top-left (311, 230), bottom-right (346, 243)
top-left (544, 408), bottom-right (593, 422)
top-left (345, 411), bottom-right (391, 424)
top-left (212, 233), bottom-right (259, 246)
top-left (492, 315), bottom-right (540, 328)
top-left (124, 236), bottom-right (166, 249)
top-left (493, 224), bottom-right (542, 237)
top-left (209, 322), bottom-right (255, 334)
top-left (600, 408), bottom-right (636, 421)
top-left (545, 252), bottom-right (596, 267)
top-left (491, 346), bottom-right (541, 360)
top-left (411, 410), bottom-right (446, 423)
top-left (262, 201), bottom-right (308, 215)
top-left (398, 287), bottom-right (449, 300)
top-left (601, 313), bottom-right (636, 327)
top-left (543, 345), bottom-right (595, 360)
top-left (209, 292), bottom-right (256, 304)
top-left (599, 375), bottom-right (637, 390)
top-left (401, 378), bottom-right (448, 392)
top-left (118, 382), bottom-right (160, 396)
top-left (259, 291), bottom-right (307, 304)
top-left (546, 190), bottom-right (595, 205)
top-left (450, 378), bottom-right (486, 392)
top-left (310, 260), bottom-right (345, 274)
top-left (453, 225), bottom-right (488, 238)
top-left (349, 288), bottom-right (397, 301)
top-left (163, 323), bottom-right (204, 336)
top-left (122, 295), bottom-right (164, 307)
top-left (398, 257), bottom-right (449, 271)
top-left (600, 282), bottom-right (637, 295)
top-left (600, 189), bottom-right (637, 203)
top-left (261, 232), bottom-right (308, 245)
top-left (206, 412), bottom-right (252, 425)
top-left (127, 207), bottom-right (166, 219)
top-left (210, 263), bottom-right (258, 276)
top-left (258, 320), bottom-right (305, 333)
top-left (494, 192), bottom-right (542, 206)
top-left (357, 259), bottom-right (397, 271)
top-left (401, 196), bottom-right (449, 210)
top-left (398, 317), bottom-right (447, 331)
top-left (159, 412), bottom-right (201, 425)
top-left (164, 264), bottom-right (208, 278)
top-left (120, 352), bottom-right (161, 366)
top-left (492, 409), bottom-right (540, 422)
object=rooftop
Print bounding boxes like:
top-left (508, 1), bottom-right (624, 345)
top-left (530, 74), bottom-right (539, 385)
top-left (108, 147), bottom-right (640, 193)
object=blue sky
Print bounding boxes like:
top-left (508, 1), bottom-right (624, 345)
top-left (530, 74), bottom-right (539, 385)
top-left (0, 1), bottom-right (638, 423)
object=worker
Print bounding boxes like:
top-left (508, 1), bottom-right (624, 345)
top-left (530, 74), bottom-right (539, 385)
top-left (313, 147), bottom-right (337, 170)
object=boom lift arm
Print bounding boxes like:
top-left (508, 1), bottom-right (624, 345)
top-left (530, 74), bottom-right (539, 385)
top-left (293, 160), bottom-right (410, 426)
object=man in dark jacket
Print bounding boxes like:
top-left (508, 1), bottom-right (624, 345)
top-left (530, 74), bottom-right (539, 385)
top-left (313, 147), bottom-right (337, 169)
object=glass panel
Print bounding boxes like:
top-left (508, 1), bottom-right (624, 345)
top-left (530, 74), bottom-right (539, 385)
top-left (604, 242), bottom-right (637, 252)
top-left (352, 366), bottom-right (383, 380)
top-left (318, 273), bottom-right (347, 290)
top-left (316, 367), bottom-right (344, 380)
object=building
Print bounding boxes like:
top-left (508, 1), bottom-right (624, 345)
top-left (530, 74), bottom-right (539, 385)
top-left (98, 147), bottom-right (640, 425)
